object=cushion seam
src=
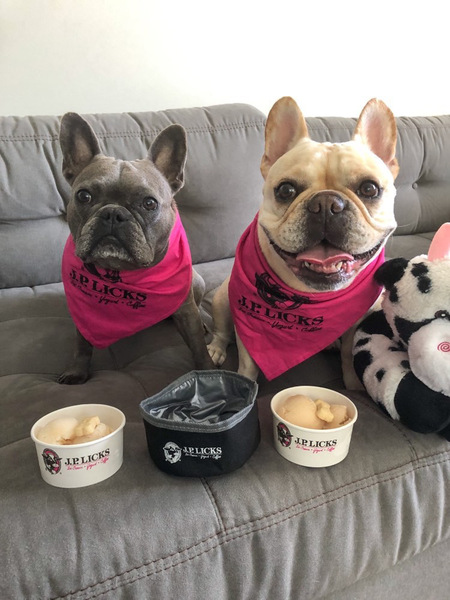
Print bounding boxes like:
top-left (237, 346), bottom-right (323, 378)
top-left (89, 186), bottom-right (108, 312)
top-left (201, 478), bottom-right (225, 532)
top-left (0, 120), bottom-right (267, 143)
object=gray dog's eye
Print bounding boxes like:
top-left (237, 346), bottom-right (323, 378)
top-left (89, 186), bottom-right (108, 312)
top-left (275, 182), bottom-right (298, 202)
top-left (76, 189), bottom-right (92, 203)
top-left (357, 180), bottom-right (380, 199)
top-left (142, 197), bottom-right (158, 211)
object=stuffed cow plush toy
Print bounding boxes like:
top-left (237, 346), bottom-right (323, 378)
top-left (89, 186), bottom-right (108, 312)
top-left (353, 223), bottom-right (450, 440)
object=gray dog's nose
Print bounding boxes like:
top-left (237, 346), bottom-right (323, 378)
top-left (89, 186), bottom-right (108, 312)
top-left (308, 192), bottom-right (345, 215)
top-left (99, 205), bottom-right (130, 224)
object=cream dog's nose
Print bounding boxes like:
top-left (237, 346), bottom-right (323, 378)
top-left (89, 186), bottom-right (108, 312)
top-left (308, 192), bottom-right (345, 215)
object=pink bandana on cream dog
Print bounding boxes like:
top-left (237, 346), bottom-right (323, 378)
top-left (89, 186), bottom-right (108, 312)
top-left (228, 215), bottom-right (385, 380)
top-left (62, 212), bottom-right (192, 348)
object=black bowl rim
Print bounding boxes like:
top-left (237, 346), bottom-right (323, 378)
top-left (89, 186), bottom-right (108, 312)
top-left (140, 370), bottom-right (258, 433)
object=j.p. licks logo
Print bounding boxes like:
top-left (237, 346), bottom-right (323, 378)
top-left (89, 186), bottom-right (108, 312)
top-left (68, 263), bottom-right (146, 309)
top-left (237, 272), bottom-right (323, 332)
top-left (163, 442), bottom-right (222, 464)
top-left (41, 448), bottom-right (110, 474)
top-left (276, 423), bottom-right (337, 453)
top-left (42, 449), bottom-right (62, 475)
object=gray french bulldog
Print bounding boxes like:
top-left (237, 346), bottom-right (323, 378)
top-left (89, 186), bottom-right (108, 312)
top-left (58, 113), bottom-right (214, 384)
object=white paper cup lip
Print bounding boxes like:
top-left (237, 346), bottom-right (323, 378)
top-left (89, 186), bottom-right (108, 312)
top-left (30, 404), bottom-right (126, 488)
top-left (31, 403), bottom-right (126, 445)
top-left (270, 386), bottom-right (358, 468)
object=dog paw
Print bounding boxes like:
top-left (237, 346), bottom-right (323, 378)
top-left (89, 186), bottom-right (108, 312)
top-left (57, 370), bottom-right (90, 385)
top-left (207, 340), bottom-right (227, 367)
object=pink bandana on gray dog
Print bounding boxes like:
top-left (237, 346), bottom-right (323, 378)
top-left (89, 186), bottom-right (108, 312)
top-left (228, 215), bottom-right (385, 380)
top-left (62, 211), bottom-right (192, 348)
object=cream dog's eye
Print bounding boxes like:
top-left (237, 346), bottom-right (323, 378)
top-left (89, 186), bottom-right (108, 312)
top-left (275, 182), bottom-right (298, 202)
top-left (76, 189), bottom-right (92, 203)
top-left (357, 180), bottom-right (380, 199)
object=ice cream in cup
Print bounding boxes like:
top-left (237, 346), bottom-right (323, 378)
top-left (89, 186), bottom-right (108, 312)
top-left (271, 386), bottom-right (358, 468)
top-left (31, 404), bottom-right (126, 488)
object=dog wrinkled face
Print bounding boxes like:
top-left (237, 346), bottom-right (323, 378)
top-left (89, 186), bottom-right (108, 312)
top-left (259, 97), bottom-right (399, 291)
top-left (67, 158), bottom-right (175, 270)
top-left (60, 114), bottom-right (187, 271)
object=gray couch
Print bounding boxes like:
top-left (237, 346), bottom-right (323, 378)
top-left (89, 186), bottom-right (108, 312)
top-left (1, 103), bottom-right (450, 600)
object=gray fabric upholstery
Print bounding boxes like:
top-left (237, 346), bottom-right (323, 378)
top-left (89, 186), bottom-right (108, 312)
top-left (1, 104), bottom-right (450, 600)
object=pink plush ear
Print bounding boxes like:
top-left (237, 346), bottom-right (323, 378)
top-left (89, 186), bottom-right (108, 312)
top-left (428, 223), bottom-right (450, 260)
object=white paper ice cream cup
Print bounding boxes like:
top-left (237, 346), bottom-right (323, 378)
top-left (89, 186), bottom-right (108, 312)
top-left (31, 404), bottom-right (126, 488)
top-left (271, 386), bottom-right (358, 468)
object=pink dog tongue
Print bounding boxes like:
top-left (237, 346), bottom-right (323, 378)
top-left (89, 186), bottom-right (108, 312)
top-left (295, 245), bottom-right (353, 266)
top-left (428, 223), bottom-right (450, 260)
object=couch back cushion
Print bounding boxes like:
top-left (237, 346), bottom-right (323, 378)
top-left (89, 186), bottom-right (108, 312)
top-left (0, 105), bottom-right (266, 288)
top-left (1, 105), bottom-right (450, 289)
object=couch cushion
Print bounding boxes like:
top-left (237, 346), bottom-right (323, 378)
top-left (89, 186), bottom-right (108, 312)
top-left (1, 358), bottom-right (449, 599)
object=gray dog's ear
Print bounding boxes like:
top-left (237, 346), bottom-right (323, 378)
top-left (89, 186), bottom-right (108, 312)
top-left (149, 124), bottom-right (187, 194)
top-left (60, 113), bottom-right (101, 184)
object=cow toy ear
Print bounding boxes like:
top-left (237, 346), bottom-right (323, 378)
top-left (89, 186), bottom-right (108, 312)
top-left (374, 257), bottom-right (408, 289)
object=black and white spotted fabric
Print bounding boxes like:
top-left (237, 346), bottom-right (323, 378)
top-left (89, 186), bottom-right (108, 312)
top-left (353, 255), bottom-right (450, 440)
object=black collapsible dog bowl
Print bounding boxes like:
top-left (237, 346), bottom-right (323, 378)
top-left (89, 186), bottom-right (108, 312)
top-left (140, 370), bottom-right (260, 477)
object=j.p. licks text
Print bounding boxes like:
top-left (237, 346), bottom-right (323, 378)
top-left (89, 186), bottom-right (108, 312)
top-left (65, 449), bottom-right (110, 470)
top-left (237, 296), bottom-right (323, 332)
top-left (68, 268), bottom-right (146, 309)
top-left (184, 446), bottom-right (222, 460)
top-left (295, 438), bottom-right (337, 448)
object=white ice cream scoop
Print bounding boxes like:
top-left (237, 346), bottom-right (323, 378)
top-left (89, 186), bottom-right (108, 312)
top-left (37, 417), bottom-right (79, 444)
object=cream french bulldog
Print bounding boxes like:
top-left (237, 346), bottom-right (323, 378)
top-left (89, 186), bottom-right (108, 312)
top-left (58, 113), bottom-right (214, 384)
top-left (208, 97), bottom-right (399, 387)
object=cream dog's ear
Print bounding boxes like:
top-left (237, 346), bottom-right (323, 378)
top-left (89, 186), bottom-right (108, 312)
top-left (353, 99), bottom-right (399, 178)
top-left (261, 97), bottom-right (309, 179)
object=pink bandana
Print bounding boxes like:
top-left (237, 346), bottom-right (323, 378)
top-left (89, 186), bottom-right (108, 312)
top-left (228, 215), bottom-right (385, 380)
top-left (62, 212), bottom-right (192, 348)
